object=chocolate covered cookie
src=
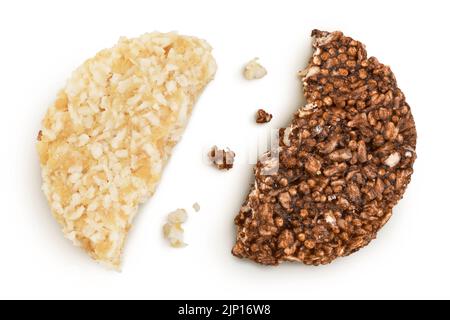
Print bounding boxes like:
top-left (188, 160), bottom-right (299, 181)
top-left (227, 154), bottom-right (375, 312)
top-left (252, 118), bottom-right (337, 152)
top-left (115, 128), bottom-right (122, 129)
top-left (232, 30), bottom-right (416, 266)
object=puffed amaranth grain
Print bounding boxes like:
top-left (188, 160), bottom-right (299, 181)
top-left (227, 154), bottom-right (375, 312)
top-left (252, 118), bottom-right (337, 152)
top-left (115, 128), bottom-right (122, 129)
top-left (37, 32), bottom-right (216, 269)
top-left (232, 30), bottom-right (416, 266)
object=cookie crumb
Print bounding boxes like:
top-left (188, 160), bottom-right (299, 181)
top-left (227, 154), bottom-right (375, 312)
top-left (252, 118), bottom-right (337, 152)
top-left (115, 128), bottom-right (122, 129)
top-left (256, 109), bottom-right (273, 124)
top-left (243, 58), bottom-right (267, 80)
top-left (208, 146), bottom-right (235, 170)
top-left (37, 32), bottom-right (216, 268)
top-left (193, 202), bottom-right (201, 212)
top-left (163, 209), bottom-right (188, 248)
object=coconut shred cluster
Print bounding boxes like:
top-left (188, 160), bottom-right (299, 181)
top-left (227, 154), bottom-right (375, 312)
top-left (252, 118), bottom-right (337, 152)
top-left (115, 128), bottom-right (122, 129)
top-left (37, 32), bottom-right (216, 269)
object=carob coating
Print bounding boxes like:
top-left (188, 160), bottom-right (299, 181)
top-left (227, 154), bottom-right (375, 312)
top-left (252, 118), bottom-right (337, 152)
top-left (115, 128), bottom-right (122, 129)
top-left (232, 30), bottom-right (417, 266)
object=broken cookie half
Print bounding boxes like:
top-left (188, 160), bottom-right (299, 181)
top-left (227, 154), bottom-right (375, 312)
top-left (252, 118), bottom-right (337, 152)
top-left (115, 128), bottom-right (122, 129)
top-left (232, 30), bottom-right (416, 266)
top-left (37, 32), bottom-right (216, 269)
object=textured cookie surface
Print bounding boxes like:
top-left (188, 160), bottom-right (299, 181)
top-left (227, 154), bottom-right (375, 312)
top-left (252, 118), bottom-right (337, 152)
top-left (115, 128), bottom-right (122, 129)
top-left (232, 30), bottom-right (416, 266)
top-left (37, 32), bottom-right (216, 268)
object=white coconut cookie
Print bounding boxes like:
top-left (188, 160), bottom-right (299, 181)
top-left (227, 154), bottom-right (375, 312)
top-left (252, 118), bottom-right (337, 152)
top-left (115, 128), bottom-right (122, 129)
top-left (37, 32), bottom-right (216, 269)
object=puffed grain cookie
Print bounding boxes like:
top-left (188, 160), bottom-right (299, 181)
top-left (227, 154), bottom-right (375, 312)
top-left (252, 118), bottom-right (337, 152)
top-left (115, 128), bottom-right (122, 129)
top-left (37, 32), bottom-right (216, 269)
top-left (232, 30), bottom-right (416, 266)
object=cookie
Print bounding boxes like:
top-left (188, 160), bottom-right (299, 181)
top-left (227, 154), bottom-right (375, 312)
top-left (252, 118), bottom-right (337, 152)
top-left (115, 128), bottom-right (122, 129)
top-left (37, 32), bottom-right (216, 268)
top-left (232, 30), bottom-right (416, 266)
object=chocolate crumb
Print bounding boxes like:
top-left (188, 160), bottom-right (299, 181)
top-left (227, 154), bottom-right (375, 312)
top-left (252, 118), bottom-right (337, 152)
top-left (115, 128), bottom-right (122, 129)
top-left (208, 146), bottom-right (235, 170)
top-left (256, 109), bottom-right (273, 124)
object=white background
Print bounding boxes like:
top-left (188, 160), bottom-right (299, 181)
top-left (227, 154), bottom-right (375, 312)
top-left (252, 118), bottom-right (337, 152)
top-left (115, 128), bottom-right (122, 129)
top-left (0, 0), bottom-right (449, 300)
